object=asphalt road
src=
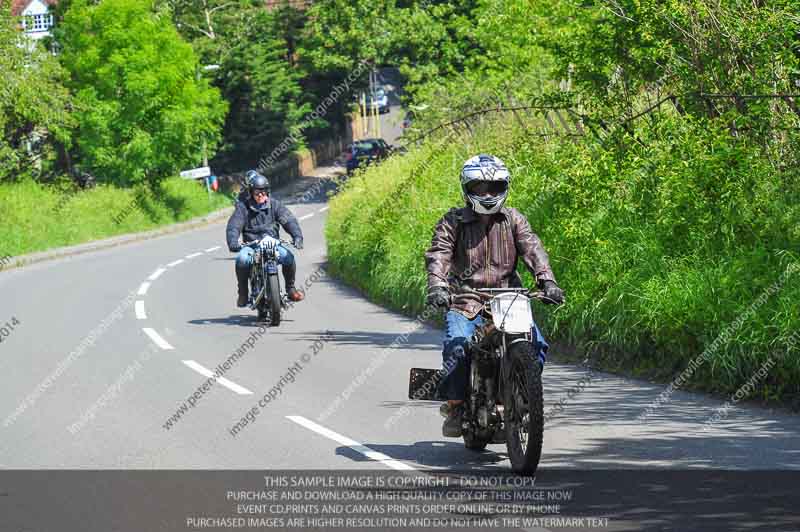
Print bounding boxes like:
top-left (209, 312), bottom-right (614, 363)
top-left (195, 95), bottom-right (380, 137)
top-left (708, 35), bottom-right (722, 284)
top-left (1, 111), bottom-right (798, 530)
top-left (2, 164), bottom-right (799, 471)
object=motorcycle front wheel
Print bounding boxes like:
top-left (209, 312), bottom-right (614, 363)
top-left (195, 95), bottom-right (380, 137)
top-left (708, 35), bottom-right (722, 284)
top-left (503, 341), bottom-right (543, 475)
top-left (267, 273), bottom-right (281, 326)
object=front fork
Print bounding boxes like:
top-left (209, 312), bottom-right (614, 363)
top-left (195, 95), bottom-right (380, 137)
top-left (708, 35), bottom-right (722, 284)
top-left (252, 251), bottom-right (280, 309)
top-left (469, 331), bottom-right (532, 430)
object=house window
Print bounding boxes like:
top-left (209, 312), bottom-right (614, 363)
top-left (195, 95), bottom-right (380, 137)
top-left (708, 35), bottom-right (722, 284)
top-left (23, 13), bottom-right (53, 32)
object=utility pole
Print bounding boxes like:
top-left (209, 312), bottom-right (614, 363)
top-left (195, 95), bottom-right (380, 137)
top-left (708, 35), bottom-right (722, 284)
top-left (197, 63), bottom-right (220, 195)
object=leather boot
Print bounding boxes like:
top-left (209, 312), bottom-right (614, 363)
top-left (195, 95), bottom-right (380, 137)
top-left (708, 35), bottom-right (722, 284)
top-left (283, 262), bottom-right (305, 302)
top-left (236, 266), bottom-right (249, 307)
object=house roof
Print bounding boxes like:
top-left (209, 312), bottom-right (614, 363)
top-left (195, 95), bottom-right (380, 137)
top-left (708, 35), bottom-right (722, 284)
top-left (11, 0), bottom-right (57, 17)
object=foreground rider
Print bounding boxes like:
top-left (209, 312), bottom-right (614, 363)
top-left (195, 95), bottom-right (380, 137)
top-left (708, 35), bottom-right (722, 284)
top-left (425, 154), bottom-right (564, 437)
top-left (226, 171), bottom-right (305, 306)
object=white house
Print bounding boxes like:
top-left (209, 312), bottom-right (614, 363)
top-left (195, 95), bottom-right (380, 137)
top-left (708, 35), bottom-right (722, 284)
top-left (12, 0), bottom-right (57, 40)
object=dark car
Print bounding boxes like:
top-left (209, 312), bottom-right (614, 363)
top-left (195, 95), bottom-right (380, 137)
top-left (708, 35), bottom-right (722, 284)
top-left (345, 138), bottom-right (392, 174)
top-left (366, 88), bottom-right (390, 114)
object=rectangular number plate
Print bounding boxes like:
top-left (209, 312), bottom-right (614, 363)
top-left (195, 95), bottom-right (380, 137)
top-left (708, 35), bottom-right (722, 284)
top-left (408, 368), bottom-right (442, 400)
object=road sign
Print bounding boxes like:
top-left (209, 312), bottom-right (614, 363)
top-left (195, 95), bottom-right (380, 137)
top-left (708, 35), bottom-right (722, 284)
top-left (180, 166), bottom-right (211, 179)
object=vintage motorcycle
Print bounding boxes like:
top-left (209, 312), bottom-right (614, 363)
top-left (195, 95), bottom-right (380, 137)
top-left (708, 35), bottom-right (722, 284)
top-left (409, 287), bottom-right (549, 475)
top-left (242, 237), bottom-right (294, 326)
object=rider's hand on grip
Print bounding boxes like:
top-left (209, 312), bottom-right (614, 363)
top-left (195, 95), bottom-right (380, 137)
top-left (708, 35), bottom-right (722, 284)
top-left (293, 238), bottom-right (304, 250)
top-left (541, 280), bottom-right (564, 305)
top-left (426, 287), bottom-right (451, 309)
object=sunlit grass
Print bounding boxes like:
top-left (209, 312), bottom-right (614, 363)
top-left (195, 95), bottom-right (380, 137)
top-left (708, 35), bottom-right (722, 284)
top-left (0, 177), bottom-right (231, 257)
top-left (326, 115), bottom-right (800, 404)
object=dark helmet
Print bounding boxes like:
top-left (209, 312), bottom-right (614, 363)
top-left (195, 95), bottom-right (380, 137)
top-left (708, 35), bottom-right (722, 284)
top-left (245, 170), bottom-right (270, 193)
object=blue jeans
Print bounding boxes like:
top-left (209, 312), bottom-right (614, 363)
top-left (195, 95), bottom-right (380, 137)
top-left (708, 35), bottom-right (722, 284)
top-left (235, 245), bottom-right (296, 290)
top-left (438, 310), bottom-right (548, 401)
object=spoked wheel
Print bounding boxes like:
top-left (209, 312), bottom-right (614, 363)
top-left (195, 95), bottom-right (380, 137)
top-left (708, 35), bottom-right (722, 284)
top-left (267, 273), bottom-right (281, 326)
top-left (251, 274), bottom-right (267, 321)
top-left (503, 342), bottom-right (543, 475)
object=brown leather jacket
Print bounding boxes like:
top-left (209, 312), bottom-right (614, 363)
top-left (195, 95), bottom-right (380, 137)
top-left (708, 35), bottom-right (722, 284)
top-left (425, 206), bottom-right (556, 318)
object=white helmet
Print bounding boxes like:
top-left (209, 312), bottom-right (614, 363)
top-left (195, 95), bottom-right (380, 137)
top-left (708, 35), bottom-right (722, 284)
top-left (460, 154), bottom-right (510, 214)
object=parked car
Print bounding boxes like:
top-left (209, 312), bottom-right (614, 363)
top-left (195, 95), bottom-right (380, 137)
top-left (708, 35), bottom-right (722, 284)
top-left (345, 138), bottom-right (393, 174)
top-left (365, 88), bottom-right (390, 114)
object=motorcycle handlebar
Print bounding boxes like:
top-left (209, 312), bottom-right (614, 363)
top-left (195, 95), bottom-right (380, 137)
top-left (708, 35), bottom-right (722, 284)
top-left (452, 285), bottom-right (550, 303)
top-left (240, 238), bottom-right (296, 249)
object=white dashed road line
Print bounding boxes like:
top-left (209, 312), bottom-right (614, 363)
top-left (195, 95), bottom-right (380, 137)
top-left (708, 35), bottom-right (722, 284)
top-left (167, 259), bottom-right (184, 267)
top-left (137, 282), bottom-right (151, 296)
top-left (135, 301), bottom-right (147, 320)
top-left (286, 415), bottom-right (414, 471)
top-left (318, 206), bottom-right (329, 213)
top-left (185, 252), bottom-right (203, 259)
top-left (182, 360), bottom-right (253, 395)
top-left (142, 328), bottom-right (174, 350)
top-left (298, 213), bottom-right (315, 221)
top-left (204, 246), bottom-right (221, 253)
top-left (148, 268), bottom-right (166, 281)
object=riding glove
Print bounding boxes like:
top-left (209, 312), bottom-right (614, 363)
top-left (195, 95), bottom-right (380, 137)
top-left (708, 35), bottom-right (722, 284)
top-left (541, 280), bottom-right (564, 305)
top-left (426, 287), bottom-right (451, 309)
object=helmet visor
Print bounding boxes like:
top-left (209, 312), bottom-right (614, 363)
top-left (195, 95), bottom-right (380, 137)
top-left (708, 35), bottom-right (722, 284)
top-left (466, 180), bottom-right (508, 196)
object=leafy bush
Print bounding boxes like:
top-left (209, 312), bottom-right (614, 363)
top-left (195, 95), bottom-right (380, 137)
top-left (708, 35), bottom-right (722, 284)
top-left (56, 0), bottom-right (227, 186)
top-left (326, 112), bottom-right (800, 403)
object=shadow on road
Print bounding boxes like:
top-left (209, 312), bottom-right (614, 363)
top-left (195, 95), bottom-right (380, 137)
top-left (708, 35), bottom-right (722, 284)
top-left (272, 329), bottom-right (439, 351)
top-left (187, 314), bottom-right (293, 327)
top-left (538, 364), bottom-right (800, 470)
top-left (336, 441), bottom-right (507, 469)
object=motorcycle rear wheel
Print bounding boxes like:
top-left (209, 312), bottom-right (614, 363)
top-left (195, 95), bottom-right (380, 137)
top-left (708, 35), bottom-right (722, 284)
top-left (503, 342), bottom-right (543, 475)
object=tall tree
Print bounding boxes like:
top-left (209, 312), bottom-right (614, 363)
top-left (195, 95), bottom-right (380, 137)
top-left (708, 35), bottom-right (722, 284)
top-left (0, 0), bottom-right (73, 182)
top-left (216, 6), bottom-right (310, 169)
top-left (56, 0), bottom-right (227, 186)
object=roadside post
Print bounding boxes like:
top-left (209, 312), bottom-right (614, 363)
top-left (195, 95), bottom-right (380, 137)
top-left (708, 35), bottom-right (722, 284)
top-left (180, 166), bottom-right (212, 195)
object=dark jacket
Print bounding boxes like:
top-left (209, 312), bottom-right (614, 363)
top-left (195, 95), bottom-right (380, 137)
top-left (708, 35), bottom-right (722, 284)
top-left (425, 206), bottom-right (556, 318)
top-left (226, 196), bottom-right (302, 251)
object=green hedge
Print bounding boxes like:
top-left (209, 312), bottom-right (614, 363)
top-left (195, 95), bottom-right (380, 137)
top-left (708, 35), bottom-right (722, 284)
top-left (326, 116), bottom-right (800, 405)
top-left (0, 177), bottom-right (231, 257)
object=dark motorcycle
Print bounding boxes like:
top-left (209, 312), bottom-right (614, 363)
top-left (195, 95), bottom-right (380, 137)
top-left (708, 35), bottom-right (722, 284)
top-left (409, 287), bottom-right (548, 475)
top-left (242, 237), bottom-right (293, 326)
